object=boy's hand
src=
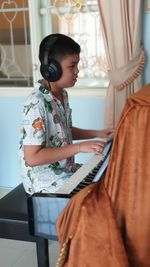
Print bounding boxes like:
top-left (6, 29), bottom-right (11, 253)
top-left (97, 128), bottom-right (114, 140)
top-left (78, 140), bottom-right (105, 155)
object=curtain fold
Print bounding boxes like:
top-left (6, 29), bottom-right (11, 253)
top-left (97, 0), bottom-right (144, 127)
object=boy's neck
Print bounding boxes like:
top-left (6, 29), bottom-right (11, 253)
top-left (41, 79), bottom-right (64, 103)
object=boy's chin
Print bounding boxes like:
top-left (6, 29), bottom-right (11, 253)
top-left (66, 82), bottom-right (76, 88)
top-left (71, 80), bottom-right (77, 86)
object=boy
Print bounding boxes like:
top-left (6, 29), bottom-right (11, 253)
top-left (19, 33), bottom-right (113, 195)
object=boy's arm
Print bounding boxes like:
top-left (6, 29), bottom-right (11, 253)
top-left (24, 138), bottom-right (105, 167)
top-left (72, 126), bottom-right (114, 140)
top-left (24, 144), bottom-right (78, 167)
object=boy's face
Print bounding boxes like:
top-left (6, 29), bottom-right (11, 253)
top-left (54, 54), bottom-right (80, 88)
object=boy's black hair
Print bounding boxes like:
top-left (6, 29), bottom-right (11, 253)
top-left (39, 33), bottom-right (81, 64)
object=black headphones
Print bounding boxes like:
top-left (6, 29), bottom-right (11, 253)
top-left (40, 36), bottom-right (62, 82)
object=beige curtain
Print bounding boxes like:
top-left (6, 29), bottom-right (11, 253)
top-left (97, 0), bottom-right (145, 127)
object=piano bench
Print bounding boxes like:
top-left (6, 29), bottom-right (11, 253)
top-left (0, 183), bottom-right (51, 267)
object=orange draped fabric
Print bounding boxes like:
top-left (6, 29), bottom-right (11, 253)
top-left (56, 84), bottom-right (150, 267)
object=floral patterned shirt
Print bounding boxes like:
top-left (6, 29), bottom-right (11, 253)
top-left (19, 81), bottom-right (80, 195)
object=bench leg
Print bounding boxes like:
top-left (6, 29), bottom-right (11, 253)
top-left (36, 237), bottom-right (49, 267)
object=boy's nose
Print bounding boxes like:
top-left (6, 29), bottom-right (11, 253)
top-left (74, 68), bottom-right (79, 74)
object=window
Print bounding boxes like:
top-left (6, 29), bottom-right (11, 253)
top-left (0, 0), bottom-right (33, 87)
top-left (144, 0), bottom-right (150, 12)
top-left (0, 0), bottom-right (108, 89)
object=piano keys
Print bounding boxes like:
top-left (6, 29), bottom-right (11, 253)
top-left (56, 138), bottom-right (112, 195)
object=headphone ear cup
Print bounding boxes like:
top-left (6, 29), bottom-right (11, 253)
top-left (40, 59), bottom-right (62, 82)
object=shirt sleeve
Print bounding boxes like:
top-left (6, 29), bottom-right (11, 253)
top-left (21, 98), bottom-right (46, 146)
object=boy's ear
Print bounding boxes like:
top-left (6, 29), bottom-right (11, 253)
top-left (40, 58), bottom-right (62, 82)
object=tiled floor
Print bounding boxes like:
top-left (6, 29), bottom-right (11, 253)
top-left (0, 188), bottom-right (59, 267)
